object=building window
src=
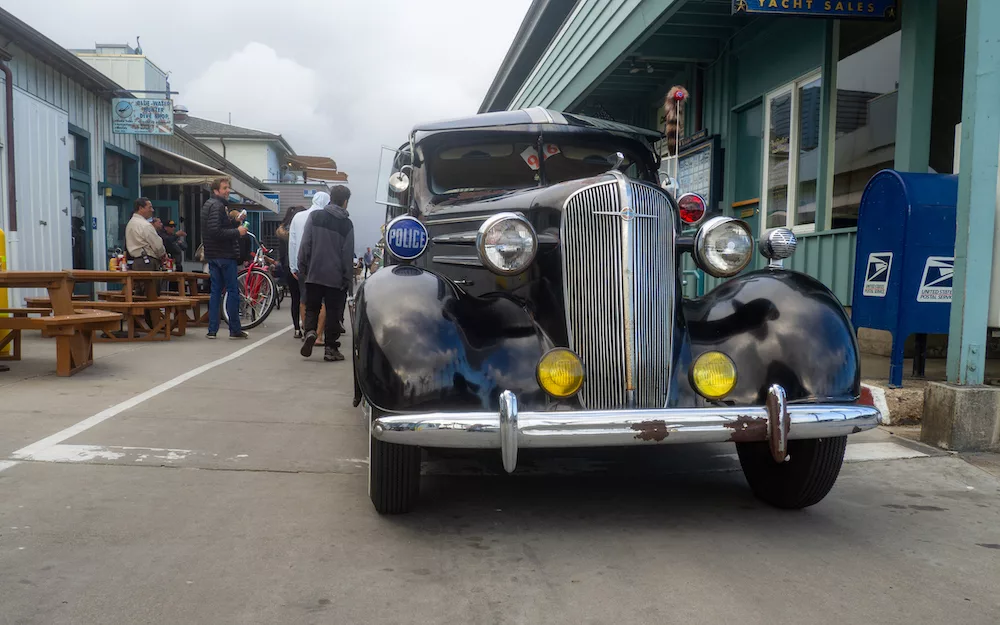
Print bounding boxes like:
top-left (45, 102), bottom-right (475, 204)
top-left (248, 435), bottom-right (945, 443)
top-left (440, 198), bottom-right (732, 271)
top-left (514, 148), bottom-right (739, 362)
top-left (762, 70), bottom-right (822, 233)
top-left (106, 151), bottom-right (124, 187)
top-left (832, 30), bottom-right (901, 229)
top-left (69, 131), bottom-right (89, 173)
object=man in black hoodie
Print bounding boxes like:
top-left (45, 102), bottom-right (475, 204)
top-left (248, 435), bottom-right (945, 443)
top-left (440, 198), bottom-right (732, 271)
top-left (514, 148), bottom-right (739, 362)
top-left (297, 185), bottom-right (354, 361)
top-left (201, 177), bottom-right (249, 339)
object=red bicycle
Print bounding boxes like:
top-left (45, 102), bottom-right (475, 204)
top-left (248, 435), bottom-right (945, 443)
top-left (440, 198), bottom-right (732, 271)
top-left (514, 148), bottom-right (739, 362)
top-left (222, 231), bottom-right (278, 330)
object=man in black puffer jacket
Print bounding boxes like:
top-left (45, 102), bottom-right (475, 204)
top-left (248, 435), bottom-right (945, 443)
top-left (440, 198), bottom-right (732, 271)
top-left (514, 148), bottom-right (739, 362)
top-left (201, 177), bottom-right (248, 339)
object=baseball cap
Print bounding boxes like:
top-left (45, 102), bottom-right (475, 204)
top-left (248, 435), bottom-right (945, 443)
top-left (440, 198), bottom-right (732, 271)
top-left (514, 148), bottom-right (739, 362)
top-left (166, 220), bottom-right (177, 227)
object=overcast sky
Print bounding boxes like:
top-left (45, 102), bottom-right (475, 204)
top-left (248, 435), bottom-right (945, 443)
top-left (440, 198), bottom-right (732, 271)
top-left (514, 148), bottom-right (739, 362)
top-left (4, 0), bottom-right (532, 251)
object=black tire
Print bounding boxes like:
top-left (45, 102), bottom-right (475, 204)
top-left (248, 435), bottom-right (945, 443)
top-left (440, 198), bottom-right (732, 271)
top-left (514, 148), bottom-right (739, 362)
top-left (368, 412), bottom-right (421, 514)
top-left (736, 436), bottom-right (847, 509)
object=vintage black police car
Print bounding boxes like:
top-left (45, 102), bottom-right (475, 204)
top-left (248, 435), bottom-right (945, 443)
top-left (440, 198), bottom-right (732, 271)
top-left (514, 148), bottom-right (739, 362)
top-left (351, 108), bottom-right (880, 514)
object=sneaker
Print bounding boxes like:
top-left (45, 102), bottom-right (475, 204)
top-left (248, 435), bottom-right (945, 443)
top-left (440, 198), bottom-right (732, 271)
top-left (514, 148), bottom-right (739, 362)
top-left (229, 331), bottom-right (249, 340)
top-left (293, 329), bottom-right (303, 339)
top-left (324, 347), bottom-right (345, 362)
top-left (206, 332), bottom-right (217, 339)
top-left (300, 331), bottom-right (317, 357)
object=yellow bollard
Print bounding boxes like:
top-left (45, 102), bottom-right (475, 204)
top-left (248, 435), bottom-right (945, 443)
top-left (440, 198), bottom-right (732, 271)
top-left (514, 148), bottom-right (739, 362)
top-left (0, 228), bottom-right (8, 356)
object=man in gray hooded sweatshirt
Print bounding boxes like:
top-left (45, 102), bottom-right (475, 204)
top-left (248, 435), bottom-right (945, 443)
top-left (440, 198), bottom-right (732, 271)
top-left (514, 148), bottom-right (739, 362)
top-left (297, 185), bottom-right (355, 361)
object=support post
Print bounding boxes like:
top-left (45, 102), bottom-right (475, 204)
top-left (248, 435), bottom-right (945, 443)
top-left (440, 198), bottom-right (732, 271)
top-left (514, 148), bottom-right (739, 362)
top-left (816, 19), bottom-right (840, 232)
top-left (893, 0), bottom-right (937, 173)
top-left (945, 0), bottom-right (1000, 385)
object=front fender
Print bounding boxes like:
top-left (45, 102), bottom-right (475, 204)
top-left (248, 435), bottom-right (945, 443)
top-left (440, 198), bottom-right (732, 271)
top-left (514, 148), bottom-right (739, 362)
top-left (354, 266), bottom-right (552, 413)
top-left (681, 269), bottom-right (860, 404)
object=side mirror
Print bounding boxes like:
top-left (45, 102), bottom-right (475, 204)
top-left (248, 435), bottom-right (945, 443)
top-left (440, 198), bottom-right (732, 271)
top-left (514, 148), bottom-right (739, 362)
top-left (388, 171), bottom-right (410, 194)
top-left (658, 171), bottom-right (678, 198)
top-left (608, 151), bottom-right (625, 171)
top-left (387, 164), bottom-right (413, 204)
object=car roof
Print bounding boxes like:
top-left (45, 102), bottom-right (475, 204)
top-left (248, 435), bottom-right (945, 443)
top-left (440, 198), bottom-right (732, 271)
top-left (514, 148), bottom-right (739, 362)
top-left (412, 107), bottom-right (663, 141)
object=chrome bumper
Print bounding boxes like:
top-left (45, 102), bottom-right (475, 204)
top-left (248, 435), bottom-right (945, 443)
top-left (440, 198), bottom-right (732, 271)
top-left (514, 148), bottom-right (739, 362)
top-left (371, 385), bottom-right (882, 473)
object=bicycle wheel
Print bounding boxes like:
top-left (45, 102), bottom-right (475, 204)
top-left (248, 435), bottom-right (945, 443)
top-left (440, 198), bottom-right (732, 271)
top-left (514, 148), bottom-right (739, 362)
top-left (223, 268), bottom-right (276, 330)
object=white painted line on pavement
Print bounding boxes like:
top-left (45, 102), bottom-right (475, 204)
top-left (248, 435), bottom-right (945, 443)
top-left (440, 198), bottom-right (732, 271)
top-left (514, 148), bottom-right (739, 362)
top-left (0, 461), bottom-right (20, 473)
top-left (26, 444), bottom-right (196, 464)
top-left (0, 324), bottom-right (293, 473)
top-left (844, 442), bottom-right (928, 462)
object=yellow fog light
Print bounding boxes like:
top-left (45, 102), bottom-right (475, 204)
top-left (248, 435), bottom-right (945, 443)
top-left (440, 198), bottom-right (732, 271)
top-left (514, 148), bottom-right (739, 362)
top-left (537, 348), bottom-right (584, 398)
top-left (691, 351), bottom-right (737, 400)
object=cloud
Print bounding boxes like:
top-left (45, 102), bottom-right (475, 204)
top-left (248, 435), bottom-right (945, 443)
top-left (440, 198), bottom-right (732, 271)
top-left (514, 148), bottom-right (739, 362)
top-left (2, 0), bottom-right (533, 252)
top-left (183, 42), bottom-right (333, 144)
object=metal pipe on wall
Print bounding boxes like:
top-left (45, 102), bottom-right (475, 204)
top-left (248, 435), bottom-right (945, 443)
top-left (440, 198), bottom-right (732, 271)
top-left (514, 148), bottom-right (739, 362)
top-left (0, 48), bottom-right (17, 232)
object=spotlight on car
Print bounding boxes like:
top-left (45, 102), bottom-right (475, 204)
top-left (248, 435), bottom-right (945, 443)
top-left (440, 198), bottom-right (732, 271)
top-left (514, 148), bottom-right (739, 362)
top-left (760, 228), bottom-right (797, 267)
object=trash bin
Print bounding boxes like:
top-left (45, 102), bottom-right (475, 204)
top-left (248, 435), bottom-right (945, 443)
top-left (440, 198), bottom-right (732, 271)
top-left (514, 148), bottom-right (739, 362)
top-left (851, 170), bottom-right (958, 387)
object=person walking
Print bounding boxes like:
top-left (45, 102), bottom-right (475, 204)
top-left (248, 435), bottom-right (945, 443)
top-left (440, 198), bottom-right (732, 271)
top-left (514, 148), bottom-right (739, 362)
top-left (297, 185), bottom-right (354, 361)
top-left (277, 205), bottom-right (306, 338)
top-left (289, 190), bottom-right (330, 343)
top-left (363, 247), bottom-right (374, 278)
top-left (201, 177), bottom-right (249, 340)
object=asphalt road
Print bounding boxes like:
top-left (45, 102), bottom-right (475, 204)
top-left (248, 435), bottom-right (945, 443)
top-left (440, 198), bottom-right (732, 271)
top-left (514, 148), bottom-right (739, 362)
top-left (2, 321), bottom-right (999, 625)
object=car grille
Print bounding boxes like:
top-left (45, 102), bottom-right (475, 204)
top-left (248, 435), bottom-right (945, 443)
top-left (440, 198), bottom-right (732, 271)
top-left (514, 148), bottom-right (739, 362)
top-left (561, 176), bottom-right (675, 409)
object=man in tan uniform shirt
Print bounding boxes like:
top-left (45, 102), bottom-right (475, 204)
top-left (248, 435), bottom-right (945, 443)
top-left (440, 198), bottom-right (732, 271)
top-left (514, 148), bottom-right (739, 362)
top-left (125, 197), bottom-right (166, 269)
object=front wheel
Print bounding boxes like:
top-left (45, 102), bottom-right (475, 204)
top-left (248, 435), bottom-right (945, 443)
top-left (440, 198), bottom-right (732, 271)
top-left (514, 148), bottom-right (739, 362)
top-left (368, 408), bottom-right (421, 514)
top-left (223, 268), bottom-right (276, 331)
top-left (736, 436), bottom-right (847, 509)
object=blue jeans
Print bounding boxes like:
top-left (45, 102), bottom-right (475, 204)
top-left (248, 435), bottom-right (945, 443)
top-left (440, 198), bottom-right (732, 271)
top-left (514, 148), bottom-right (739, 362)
top-left (208, 258), bottom-right (241, 335)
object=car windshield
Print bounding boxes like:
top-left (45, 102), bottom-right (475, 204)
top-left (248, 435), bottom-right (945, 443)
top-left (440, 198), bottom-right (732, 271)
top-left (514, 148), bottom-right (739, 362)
top-left (428, 138), bottom-right (642, 195)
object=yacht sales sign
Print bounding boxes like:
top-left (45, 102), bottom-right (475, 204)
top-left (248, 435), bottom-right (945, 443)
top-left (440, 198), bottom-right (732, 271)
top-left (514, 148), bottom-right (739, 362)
top-left (112, 98), bottom-right (174, 135)
top-left (732, 0), bottom-right (897, 19)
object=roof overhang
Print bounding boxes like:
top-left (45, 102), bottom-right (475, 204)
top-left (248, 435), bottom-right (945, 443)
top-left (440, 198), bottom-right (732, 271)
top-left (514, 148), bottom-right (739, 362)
top-left (138, 143), bottom-right (279, 213)
top-left (479, 0), bottom-right (577, 113)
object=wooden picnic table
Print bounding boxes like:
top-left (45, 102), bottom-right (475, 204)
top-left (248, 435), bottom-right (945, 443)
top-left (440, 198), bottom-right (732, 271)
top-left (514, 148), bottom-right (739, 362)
top-left (159, 271), bottom-right (212, 326)
top-left (66, 270), bottom-right (194, 340)
top-left (0, 271), bottom-right (122, 376)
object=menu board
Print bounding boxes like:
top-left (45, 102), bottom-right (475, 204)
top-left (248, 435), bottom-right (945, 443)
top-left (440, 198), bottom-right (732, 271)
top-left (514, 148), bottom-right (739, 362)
top-left (676, 140), bottom-right (714, 207)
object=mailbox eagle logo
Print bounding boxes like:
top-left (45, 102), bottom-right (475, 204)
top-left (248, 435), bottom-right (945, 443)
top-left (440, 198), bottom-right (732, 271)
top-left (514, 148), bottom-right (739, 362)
top-left (917, 257), bottom-right (954, 303)
top-left (863, 252), bottom-right (893, 298)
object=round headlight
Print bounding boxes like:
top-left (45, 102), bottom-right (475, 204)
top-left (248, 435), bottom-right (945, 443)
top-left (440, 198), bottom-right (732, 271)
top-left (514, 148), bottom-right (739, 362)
top-left (476, 212), bottom-right (538, 275)
top-left (690, 351), bottom-right (737, 400)
top-left (693, 217), bottom-right (754, 278)
top-left (536, 348), bottom-right (584, 398)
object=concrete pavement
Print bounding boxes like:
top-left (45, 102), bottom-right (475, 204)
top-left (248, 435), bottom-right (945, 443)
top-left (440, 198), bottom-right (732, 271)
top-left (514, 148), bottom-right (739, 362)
top-left (1, 322), bottom-right (999, 624)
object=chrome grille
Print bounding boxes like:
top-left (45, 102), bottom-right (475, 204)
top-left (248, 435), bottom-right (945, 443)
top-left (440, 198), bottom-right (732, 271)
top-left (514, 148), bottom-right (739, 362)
top-left (562, 176), bottom-right (675, 409)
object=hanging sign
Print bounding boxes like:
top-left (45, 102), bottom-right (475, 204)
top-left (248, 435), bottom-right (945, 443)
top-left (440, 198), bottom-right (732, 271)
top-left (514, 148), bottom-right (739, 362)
top-left (732, 0), bottom-right (897, 19)
top-left (112, 98), bottom-right (174, 135)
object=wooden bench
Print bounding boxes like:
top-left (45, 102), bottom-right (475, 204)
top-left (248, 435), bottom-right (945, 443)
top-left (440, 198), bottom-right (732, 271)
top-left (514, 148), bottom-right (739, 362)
top-left (28, 298), bottom-right (192, 341)
top-left (0, 308), bottom-right (122, 376)
top-left (159, 291), bottom-right (211, 325)
top-left (73, 300), bottom-right (189, 341)
top-left (24, 295), bottom-right (90, 307)
top-left (0, 308), bottom-right (53, 361)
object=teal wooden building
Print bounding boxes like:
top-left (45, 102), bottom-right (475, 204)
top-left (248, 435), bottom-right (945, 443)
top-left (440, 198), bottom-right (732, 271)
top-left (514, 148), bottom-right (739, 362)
top-left (482, 0), bottom-right (974, 305)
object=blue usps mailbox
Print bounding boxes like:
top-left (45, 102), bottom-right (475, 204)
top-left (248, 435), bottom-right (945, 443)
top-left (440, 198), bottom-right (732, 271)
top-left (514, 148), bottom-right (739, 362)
top-left (852, 170), bottom-right (958, 387)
